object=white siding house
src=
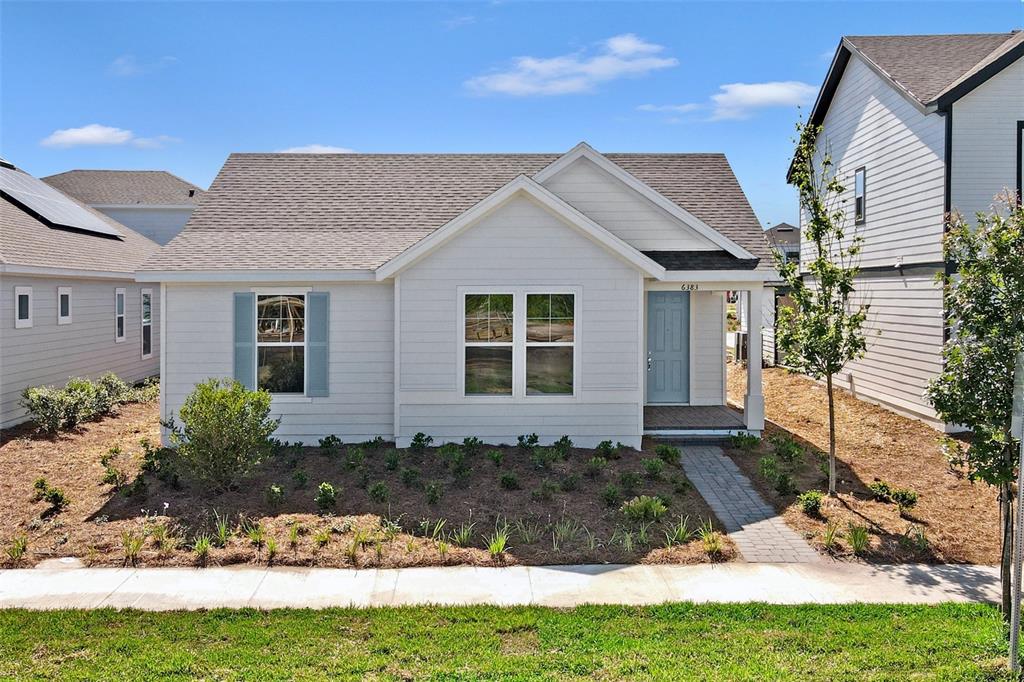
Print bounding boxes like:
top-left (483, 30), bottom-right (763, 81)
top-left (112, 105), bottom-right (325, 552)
top-left (141, 144), bottom-right (776, 448)
top-left (1, 162), bottom-right (161, 429)
top-left (799, 31), bottom-right (1024, 425)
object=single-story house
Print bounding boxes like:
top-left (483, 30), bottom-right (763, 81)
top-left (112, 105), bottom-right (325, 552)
top-left (43, 170), bottom-right (204, 246)
top-left (0, 159), bottom-right (161, 429)
top-left (139, 143), bottom-right (775, 448)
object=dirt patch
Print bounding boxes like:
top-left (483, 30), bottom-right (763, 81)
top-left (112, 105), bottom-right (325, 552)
top-left (0, 405), bottom-right (733, 568)
top-left (725, 364), bottom-right (999, 564)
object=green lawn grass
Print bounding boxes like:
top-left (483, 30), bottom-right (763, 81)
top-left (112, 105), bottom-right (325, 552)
top-left (0, 603), bottom-right (1011, 680)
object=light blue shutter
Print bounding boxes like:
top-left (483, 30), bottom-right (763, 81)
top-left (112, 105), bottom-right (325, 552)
top-left (306, 291), bottom-right (330, 397)
top-left (233, 292), bottom-right (256, 390)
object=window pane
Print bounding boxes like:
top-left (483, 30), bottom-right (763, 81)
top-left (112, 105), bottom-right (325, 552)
top-left (258, 346), bottom-right (305, 394)
top-left (17, 295), bottom-right (29, 320)
top-left (142, 294), bottom-right (152, 324)
top-left (116, 294), bottom-right (124, 315)
top-left (855, 170), bottom-right (865, 197)
top-left (526, 318), bottom-right (550, 342)
top-left (142, 325), bottom-right (152, 355)
top-left (464, 293), bottom-right (513, 342)
top-left (257, 294), bottom-right (305, 343)
top-left (526, 347), bottom-right (573, 395)
top-left (527, 294), bottom-right (574, 342)
top-left (116, 317), bottom-right (124, 338)
top-left (465, 346), bottom-right (512, 395)
top-left (60, 294), bottom-right (70, 318)
top-left (550, 318), bottom-right (574, 342)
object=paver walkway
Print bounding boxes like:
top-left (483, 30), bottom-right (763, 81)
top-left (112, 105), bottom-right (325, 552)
top-left (0, 562), bottom-right (998, 610)
top-left (679, 444), bottom-right (821, 563)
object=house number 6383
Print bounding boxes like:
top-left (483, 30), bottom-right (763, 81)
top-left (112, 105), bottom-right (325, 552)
top-left (679, 284), bottom-right (699, 291)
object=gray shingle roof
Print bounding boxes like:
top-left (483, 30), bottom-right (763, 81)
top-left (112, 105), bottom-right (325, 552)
top-left (1, 170), bottom-right (160, 273)
top-left (844, 32), bottom-right (1023, 106)
top-left (765, 222), bottom-right (799, 248)
top-left (142, 152), bottom-right (770, 272)
top-left (42, 170), bottom-right (204, 206)
top-left (642, 251), bottom-right (759, 271)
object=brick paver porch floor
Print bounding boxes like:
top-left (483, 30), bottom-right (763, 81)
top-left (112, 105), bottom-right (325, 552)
top-left (643, 405), bottom-right (746, 430)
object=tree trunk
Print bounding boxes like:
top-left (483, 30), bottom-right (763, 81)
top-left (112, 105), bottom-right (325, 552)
top-left (827, 374), bottom-right (837, 496)
top-left (1001, 479), bottom-right (1013, 622)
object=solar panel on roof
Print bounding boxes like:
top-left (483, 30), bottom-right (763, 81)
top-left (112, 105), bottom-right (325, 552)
top-left (0, 166), bottom-right (123, 238)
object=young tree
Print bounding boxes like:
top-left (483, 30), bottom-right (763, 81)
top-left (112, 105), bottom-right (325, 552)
top-left (927, 197), bottom-right (1024, 619)
top-left (777, 122), bottom-right (869, 496)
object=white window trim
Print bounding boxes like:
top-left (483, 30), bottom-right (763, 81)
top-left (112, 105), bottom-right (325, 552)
top-left (14, 286), bottom-right (32, 329)
top-left (457, 286), bottom-right (581, 403)
top-left (57, 286), bottom-right (72, 325)
top-left (114, 288), bottom-right (126, 342)
top-left (254, 292), bottom-right (309, 398)
top-left (854, 166), bottom-right (866, 225)
top-left (140, 288), bottom-right (153, 359)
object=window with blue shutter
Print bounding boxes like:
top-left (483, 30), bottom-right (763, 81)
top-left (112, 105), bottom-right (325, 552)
top-left (233, 292), bottom-right (256, 390)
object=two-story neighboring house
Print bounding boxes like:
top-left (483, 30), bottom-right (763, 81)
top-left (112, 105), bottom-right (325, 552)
top-left (800, 31), bottom-right (1023, 424)
top-left (42, 170), bottom-right (204, 246)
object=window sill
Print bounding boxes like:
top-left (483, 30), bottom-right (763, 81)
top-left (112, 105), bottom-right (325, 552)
top-left (271, 395), bottom-right (314, 404)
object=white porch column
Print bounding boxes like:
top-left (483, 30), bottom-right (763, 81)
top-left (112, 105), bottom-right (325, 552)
top-left (744, 286), bottom-right (765, 431)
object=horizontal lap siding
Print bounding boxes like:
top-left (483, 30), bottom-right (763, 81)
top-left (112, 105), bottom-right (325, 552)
top-left (542, 157), bottom-right (716, 251)
top-left (398, 194), bottom-right (642, 447)
top-left (951, 58), bottom-right (1024, 222)
top-left (1, 275), bottom-right (160, 428)
top-left (163, 282), bottom-right (393, 444)
top-left (690, 291), bottom-right (725, 405)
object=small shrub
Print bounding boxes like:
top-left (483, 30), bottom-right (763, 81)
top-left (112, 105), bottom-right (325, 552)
top-left (410, 432), bottom-right (433, 454)
top-left (425, 481), bottom-right (443, 505)
top-left (773, 473), bottom-right (797, 497)
top-left (619, 471), bottom-right (642, 497)
top-left (517, 433), bottom-right (539, 452)
top-left (292, 469), bottom-right (308, 489)
top-left (797, 490), bottom-right (823, 515)
top-left (31, 478), bottom-right (69, 514)
top-left (729, 433), bottom-right (761, 451)
top-left (513, 518), bottom-right (543, 544)
top-left (847, 523), bottom-right (870, 555)
top-left (601, 483), bottom-right (622, 508)
top-left (619, 495), bottom-right (667, 523)
top-left (5, 534), bottom-right (28, 564)
top-left (318, 434), bottom-right (343, 452)
top-left (452, 519), bottom-right (476, 547)
top-left (400, 467), bottom-right (421, 489)
top-left (164, 379), bottom-right (280, 491)
top-left (368, 481), bottom-right (390, 503)
top-left (769, 432), bottom-right (803, 463)
top-left (669, 473), bottom-right (691, 494)
top-left (462, 437), bottom-right (483, 457)
top-left (552, 435), bottom-right (573, 459)
top-left (121, 529), bottom-right (144, 566)
top-left (585, 456), bottom-right (607, 478)
top-left (313, 527), bottom-right (331, 548)
top-left (363, 436), bottom-right (386, 451)
top-left (192, 534), bottom-right (212, 564)
top-left (868, 480), bottom-right (893, 501)
top-left (345, 446), bottom-right (365, 470)
top-left (288, 523), bottom-right (302, 548)
top-left (438, 442), bottom-right (461, 461)
top-left (559, 473), bottom-right (581, 492)
top-left (822, 520), bottom-right (841, 553)
top-left (757, 455), bottom-right (779, 482)
top-left (551, 516), bottom-right (580, 551)
top-left (697, 518), bottom-right (722, 557)
top-left (20, 385), bottom-right (79, 433)
top-left (384, 449), bottom-right (401, 471)
top-left (595, 440), bottom-right (617, 459)
top-left (265, 484), bottom-right (285, 507)
top-left (487, 450), bottom-right (504, 467)
top-left (654, 444), bottom-right (680, 466)
top-left (315, 482), bottom-right (337, 512)
top-left (642, 458), bottom-right (664, 480)
top-left (902, 524), bottom-right (929, 552)
top-left (266, 536), bottom-right (278, 563)
top-left (243, 519), bottom-right (266, 548)
top-left (530, 447), bottom-right (559, 470)
top-left (213, 510), bottom-right (231, 548)
top-left (499, 473), bottom-right (520, 491)
top-left (663, 515), bottom-right (693, 547)
top-left (356, 468), bottom-right (370, 489)
top-left (890, 488), bottom-right (919, 516)
top-left (531, 479), bottom-right (558, 502)
top-left (486, 522), bottom-right (511, 560)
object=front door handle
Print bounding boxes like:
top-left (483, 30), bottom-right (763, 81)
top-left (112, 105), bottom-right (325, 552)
top-left (647, 354), bottom-right (653, 371)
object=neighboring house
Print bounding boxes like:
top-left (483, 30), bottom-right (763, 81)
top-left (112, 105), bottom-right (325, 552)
top-left (139, 143), bottom-right (776, 447)
top-left (0, 160), bottom-right (162, 429)
top-left (762, 222), bottom-right (800, 366)
top-left (798, 31), bottom-right (1024, 424)
top-left (42, 170), bottom-right (204, 246)
top-left (765, 222), bottom-right (800, 265)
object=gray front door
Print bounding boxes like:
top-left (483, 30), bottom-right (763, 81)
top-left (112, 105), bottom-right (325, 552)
top-left (647, 291), bottom-right (690, 404)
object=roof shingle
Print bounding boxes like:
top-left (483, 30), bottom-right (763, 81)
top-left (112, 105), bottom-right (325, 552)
top-left (42, 170), bottom-right (204, 206)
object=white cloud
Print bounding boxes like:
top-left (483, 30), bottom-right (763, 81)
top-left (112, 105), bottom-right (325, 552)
top-left (276, 144), bottom-right (355, 154)
top-left (637, 103), bottom-right (701, 113)
top-left (465, 33), bottom-right (678, 96)
top-left (709, 81), bottom-right (816, 120)
top-left (107, 54), bottom-right (177, 77)
top-left (442, 15), bottom-right (476, 30)
top-left (40, 124), bottom-right (178, 149)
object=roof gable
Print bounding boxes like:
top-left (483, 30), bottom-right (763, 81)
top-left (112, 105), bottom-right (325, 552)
top-left (42, 170), bottom-right (204, 206)
top-left (375, 175), bottom-right (666, 280)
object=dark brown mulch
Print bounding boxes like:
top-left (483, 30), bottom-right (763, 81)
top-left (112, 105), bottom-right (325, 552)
top-left (1, 404), bottom-right (733, 568)
top-left (726, 364), bottom-right (999, 564)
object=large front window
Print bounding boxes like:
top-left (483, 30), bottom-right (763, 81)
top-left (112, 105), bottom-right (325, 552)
top-left (526, 293), bottom-right (574, 395)
top-left (464, 293), bottom-right (513, 395)
top-left (257, 294), bottom-right (305, 394)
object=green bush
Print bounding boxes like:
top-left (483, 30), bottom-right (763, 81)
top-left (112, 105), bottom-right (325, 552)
top-left (500, 473), bottom-right (520, 490)
top-left (531, 479), bottom-right (558, 502)
top-left (774, 473), bottom-right (797, 497)
top-left (797, 490), bottom-right (823, 515)
top-left (530, 447), bottom-right (559, 470)
top-left (601, 483), bottom-right (622, 508)
top-left (654, 444), bottom-right (680, 466)
top-left (620, 495), bottom-right (668, 523)
top-left (384, 449), bottom-right (401, 471)
top-left (315, 482), bottom-right (336, 512)
top-left (400, 467), bottom-right (421, 488)
top-left (461, 437), bottom-right (483, 457)
top-left (559, 473), bottom-right (581, 492)
top-left (487, 450), bottom-right (504, 467)
top-left (164, 379), bottom-right (280, 491)
top-left (758, 456), bottom-right (779, 482)
top-left (368, 481), bottom-right (390, 503)
top-left (619, 471), bottom-right (642, 497)
top-left (868, 480), bottom-right (893, 501)
top-left (552, 435), bottom-right (573, 459)
top-left (595, 440), bottom-right (617, 459)
top-left (517, 433), bottom-right (539, 452)
top-left (729, 433), bottom-right (761, 451)
top-left (769, 433), bottom-right (803, 463)
top-left (31, 478), bottom-right (69, 514)
top-left (642, 458), bottom-right (665, 480)
top-left (890, 488), bottom-right (919, 514)
top-left (585, 456), bottom-right (607, 478)
top-left (410, 432), bottom-right (433, 454)
top-left (21, 373), bottom-right (145, 433)
top-left (265, 484), bottom-right (285, 507)
top-left (425, 481), bottom-right (443, 505)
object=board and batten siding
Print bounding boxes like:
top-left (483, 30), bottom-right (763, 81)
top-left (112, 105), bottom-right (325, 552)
top-left (162, 282), bottom-right (394, 444)
top-left (805, 53), bottom-right (947, 423)
top-left (688, 291), bottom-right (726, 405)
top-left (396, 194), bottom-right (644, 448)
top-left (94, 207), bottom-right (194, 246)
top-left (951, 57), bottom-right (1024, 222)
top-left (541, 157), bottom-right (717, 251)
top-left (0, 275), bottom-right (160, 429)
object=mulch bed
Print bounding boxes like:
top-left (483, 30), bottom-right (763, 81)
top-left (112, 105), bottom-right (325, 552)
top-left (725, 364), bottom-right (999, 564)
top-left (0, 403), bottom-right (733, 568)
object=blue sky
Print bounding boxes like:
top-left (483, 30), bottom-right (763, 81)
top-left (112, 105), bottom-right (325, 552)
top-left (2, 1), bottom-right (1021, 227)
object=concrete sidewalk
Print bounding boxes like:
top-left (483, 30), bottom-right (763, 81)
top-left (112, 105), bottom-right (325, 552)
top-left (0, 561), bottom-right (998, 610)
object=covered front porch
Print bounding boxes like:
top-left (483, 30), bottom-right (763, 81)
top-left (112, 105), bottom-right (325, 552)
top-left (641, 274), bottom-right (766, 437)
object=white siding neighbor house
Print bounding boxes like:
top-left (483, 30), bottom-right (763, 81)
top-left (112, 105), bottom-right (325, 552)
top-left (43, 170), bottom-right (204, 246)
top-left (139, 144), bottom-right (776, 448)
top-left (0, 160), bottom-right (162, 429)
top-left (799, 31), bottom-right (1024, 425)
